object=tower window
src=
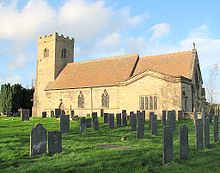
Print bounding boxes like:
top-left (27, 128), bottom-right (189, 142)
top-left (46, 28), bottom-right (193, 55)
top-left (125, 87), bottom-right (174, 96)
top-left (61, 48), bottom-right (67, 58)
top-left (44, 48), bottom-right (49, 58)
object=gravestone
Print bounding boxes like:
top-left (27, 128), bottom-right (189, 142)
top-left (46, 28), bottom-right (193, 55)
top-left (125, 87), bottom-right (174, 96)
top-left (70, 110), bottom-right (74, 119)
top-left (149, 112), bottom-right (154, 130)
top-left (86, 118), bottom-right (92, 128)
top-left (92, 112), bottom-right (98, 122)
top-left (116, 113), bottom-right (122, 127)
top-left (122, 110), bottom-right (127, 126)
top-left (204, 118), bottom-right (210, 147)
top-left (108, 113), bottom-right (114, 128)
top-left (100, 109), bottom-right (104, 117)
top-left (162, 110), bottom-right (166, 126)
top-left (130, 112), bottom-right (137, 131)
top-left (178, 110), bottom-right (183, 121)
top-left (48, 131), bottom-right (62, 155)
top-left (93, 118), bottom-right (99, 130)
top-left (20, 109), bottom-right (30, 121)
top-left (151, 114), bottom-right (157, 136)
top-left (193, 111), bottom-right (198, 124)
top-left (167, 110), bottom-right (176, 129)
top-left (104, 113), bottom-right (108, 124)
top-left (80, 117), bottom-right (87, 132)
top-left (180, 124), bottom-right (188, 160)
top-left (137, 112), bottom-right (144, 139)
top-left (142, 110), bottom-right (146, 120)
top-left (201, 109), bottom-right (206, 124)
top-left (214, 116), bottom-right (219, 143)
top-left (30, 123), bottom-right (47, 156)
top-left (163, 127), bottom-right (173, 164)
top-left (195, 119), bottom-right (204, 149)
top-left (50, 110), bottom-right (54, 117)
top-left (42, 111), bottom-right (46, 118)
top-left (54, 109), bottom-right (61, 118)
top-left (60, 115), bottom-right (70, 134)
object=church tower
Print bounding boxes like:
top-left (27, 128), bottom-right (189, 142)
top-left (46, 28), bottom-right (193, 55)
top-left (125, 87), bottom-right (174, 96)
top-left (32, 33), bottom-right (74, 117)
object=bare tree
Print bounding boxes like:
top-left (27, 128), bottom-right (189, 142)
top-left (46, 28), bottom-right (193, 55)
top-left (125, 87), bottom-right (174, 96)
top-left (206, 63), bottom-right (219, 103)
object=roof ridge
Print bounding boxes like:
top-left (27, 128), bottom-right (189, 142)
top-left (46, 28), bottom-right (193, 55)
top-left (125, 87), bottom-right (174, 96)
top-left (141, 50), bottom-right (192, 58)
top-left (69, 53), bottom-right (139, 65)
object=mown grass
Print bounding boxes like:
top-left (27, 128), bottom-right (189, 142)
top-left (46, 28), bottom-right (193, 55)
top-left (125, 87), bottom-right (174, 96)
top-left (0, 116), bottom-right (220, 173)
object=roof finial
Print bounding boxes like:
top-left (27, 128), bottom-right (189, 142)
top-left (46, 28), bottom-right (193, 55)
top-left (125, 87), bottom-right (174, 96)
top-left (193, 42), bottom-right (195, 49)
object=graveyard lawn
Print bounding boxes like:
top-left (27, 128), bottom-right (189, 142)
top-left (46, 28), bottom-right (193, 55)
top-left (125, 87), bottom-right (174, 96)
top-left (0, 116), bottom-right (220, 173)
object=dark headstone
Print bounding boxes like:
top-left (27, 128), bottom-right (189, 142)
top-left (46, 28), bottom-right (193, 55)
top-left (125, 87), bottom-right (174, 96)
top-left (163, 127), bottom-right (173, 164)
top-left (178, 110), bottom-right (183, 121)
top-left (42, 111), bottom-right (46, 118)
top-left (116, 113), bottom-right (122, 127)
top-left (149, 112), bottom-right (154, 130)
top-left (104, 113), bottom-right (108, 124)
top-left (93, 118), bottom-right (99, 130)
top-left (201, 109), bottom-right (206, 124)
top-left (100, 109), bottom-right (104, 117)
top-left (61, 110), bottom-right (65, 115)
top-left (122, 110), bottom-right (127, 126)
top-left (48, 131), bottom-right (62, 155)
top-left (92, 112), bottom-right (98, 122)
top-left (108, 113), bottom-right (114, 128)
top-left (195, 119), bottom-right (204, 149)
top-left (80, 117), bottom-right (87, 132)
top-left (151, 114), bottom-right (157, 136)
top-left (86, 118), bottom-right (92, 128)
top-left (20, 109), bottom-right (30, 121)
top-left (137, 112), bottom-right (144, 139)
top-left (130, 112), bottom-right (137, 131)
top-left (162, 110), bottom-right (166, 126)
top-left (50, 110), bottom-right (54, 117)
top-left (214, 116), bottom-right (219, 143)
top-left (30, 123), bottom-right (47, 156)
top-left (54, 109), bottom-right (61, 118)
top-left (204, 118), bottom-right (210, 147)
top-left (71, 110), bottom-right (74, 119)
top-left (167, 110), bottom-right (176, 129)
top-left (180, 124), bottom-right (188, 160)
top-left (60, 115), bottom-right (70, 134)
top-left (142, 110), bottom-right (146, 120)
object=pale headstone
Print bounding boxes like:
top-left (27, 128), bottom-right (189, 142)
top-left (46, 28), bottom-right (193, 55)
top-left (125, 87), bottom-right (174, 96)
top-left (178, 110), bottom-right (183, 121)
top-left (104, 113), bottom-right (108, 124)
top-left (60, 115), bottom-right (70, 134)
top-left (122, 110), bottom-right (127, 126)
top-left (204, 118), bottom-right (210, 147)
top-left (20, 109), bottom-right (30, 121)
top-left (108, 113), bottom-right (114, 128)
top-left (30, 123), bottom-right (47, 156)
top-left (42, 111), bottom-right (46, 118)
top-left (55, 109), bottom-right (61, 118)
top-left (80, 117), bottom-right (87, 132)
top-left (130, 112), bottom-right (137, 131)
top-left (48, 131), bottom-right (62, 155)
top-left (116, 113), bottom-right (122, 127)
top-left (162, 110), bottom-right (166, 126)
top-left (93, 118), bottom-right (99, 130)
top-left (214, 116), bottom-right (219, 143)
top-left (137, 112), bottom-right (144, 139)
top-left (180, 124), bottom-right (188, 160)
top-left (195, 119), bottom-right (204, 149)
top-left (86, 118), bottom-right (92, 128)
top-left (151, 114), bottom-right (157, 136)
top-left (163, 127), bottom-right (173, 164)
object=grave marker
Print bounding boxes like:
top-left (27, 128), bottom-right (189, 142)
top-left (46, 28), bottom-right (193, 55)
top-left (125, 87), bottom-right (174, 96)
top-left (116, 113), bottom-right (122, 127)
top-left (48, 131), bottom-right (62, 155)
top-left (195, 119), bottom-right (204, 149)
top-left (151, 114), bottom-right (157, 136)
top-left (54, 109), bottom-right (61, 118)
top-left (108, 113), bottom-right (114, 128)
top-left (80, 117), bottom-right (87, 132)
top-left (163, 127), bottom-right (173, 164)
top-left (104, 113), bottom-right (108, 124)
top-left (180, 124), bottom-right (188, 160)
top-left (137, 112), bottom-right (144, 139)
top-left (204, 118), bottom-right (210, 147)
top-left (162, 110), bottom-right (166, 126)
top-left (178, 110), bottom-right (183, 121)
top-left (214, 116), bottom-right (219, 143)
top-left (122, 110), bottom-right (127, 126)
top-left (130, 112), bottom-right (137, 131)
top-left (86, 118), bottom-right (92, 128)
top-left (20, 109), bottom-right (30, 121)
top-left (93, 118), bottom-right (99, 130)
top-left (60, 115), bottom-right (70, 134)
top-left (42, 111), bottom-right (46, 118)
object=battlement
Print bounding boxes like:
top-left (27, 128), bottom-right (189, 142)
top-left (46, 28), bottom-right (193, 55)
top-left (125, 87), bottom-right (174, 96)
top-left (38, 32), bottom-right (74, 41)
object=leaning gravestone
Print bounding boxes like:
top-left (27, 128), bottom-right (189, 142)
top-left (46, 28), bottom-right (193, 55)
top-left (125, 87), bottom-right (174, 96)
top-left (30, 123), bottom-right (47, 156)
top-left (108, 113), bottom-right (114, 128)
top-left (122, 110), bottom-right (127, 126)
top-left (116, 113), bottom-right (122, 127)
top-left (42, 111), bottom-right (46, 118)
top-left (86, 118), bottom-right (92, 128)
top-left (20, 109), bottom-right (30, 121)
top-left (162, 110), bottom-right (166, 126)
top-left (80, 117), bottom-right (87, 132)
top-left (104, 113), bottom-right (108, 124)
top-left (93, 118), bottom-right (99, 130)
top-left (195, 119), bottom-right (204, 149)
top-left (137, 112), bottom-right (144, 139)
top-left (130, 112), bottom-right (137, 131)
top-left (55, 109), bottom-right (61, 118)
top-left (48, 131), bottom-right (62, 155)
top-left (163, 127), bottom-right (173, 164)
top-left (60, 115), bottom-right (70, 134)
top-left (204, 117), bottom-right (210, 147)
top-left (151, 114), bottom-right (157, 136)
top-left (214, 116), bottom-right (219, 143)
top-left (178, 110), bottom-right (183, 121)
top-left (149, 112), bottom-right (154, 130)
top-left (180, 124), bottom-right (188, 160)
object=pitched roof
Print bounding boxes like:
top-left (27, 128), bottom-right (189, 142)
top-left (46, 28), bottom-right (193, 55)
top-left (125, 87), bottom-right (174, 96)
top-left (45, 50), bottom-right (195, 90)
top-left (134, 51), bottom-right (194, 79)
top-left (45, 54), bottom-right (139, 90)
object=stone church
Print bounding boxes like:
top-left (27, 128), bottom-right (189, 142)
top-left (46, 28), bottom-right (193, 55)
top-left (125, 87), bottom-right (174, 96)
top-left (32, 33), bottom-right (206, 118)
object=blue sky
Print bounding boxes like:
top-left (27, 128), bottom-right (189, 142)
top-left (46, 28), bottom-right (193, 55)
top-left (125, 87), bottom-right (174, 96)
top-left (0, 0), bottom-right (219, 103)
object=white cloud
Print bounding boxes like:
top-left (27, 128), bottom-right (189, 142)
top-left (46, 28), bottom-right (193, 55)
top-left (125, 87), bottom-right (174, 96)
top-left (0, 74), bottom-right (21, 85)
top-left (150, 23), bottom-right (171, 40)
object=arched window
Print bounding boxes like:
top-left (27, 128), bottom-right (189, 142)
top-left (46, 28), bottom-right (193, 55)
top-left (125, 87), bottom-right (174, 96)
top-left (44, 48), bottom-right (49, 58)
top-left (61, 48), bottom-right (67, 58)
top-left (78, 91), bottom-right (84, 108)
top-left (101, 89), bottom-right (109, 107)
